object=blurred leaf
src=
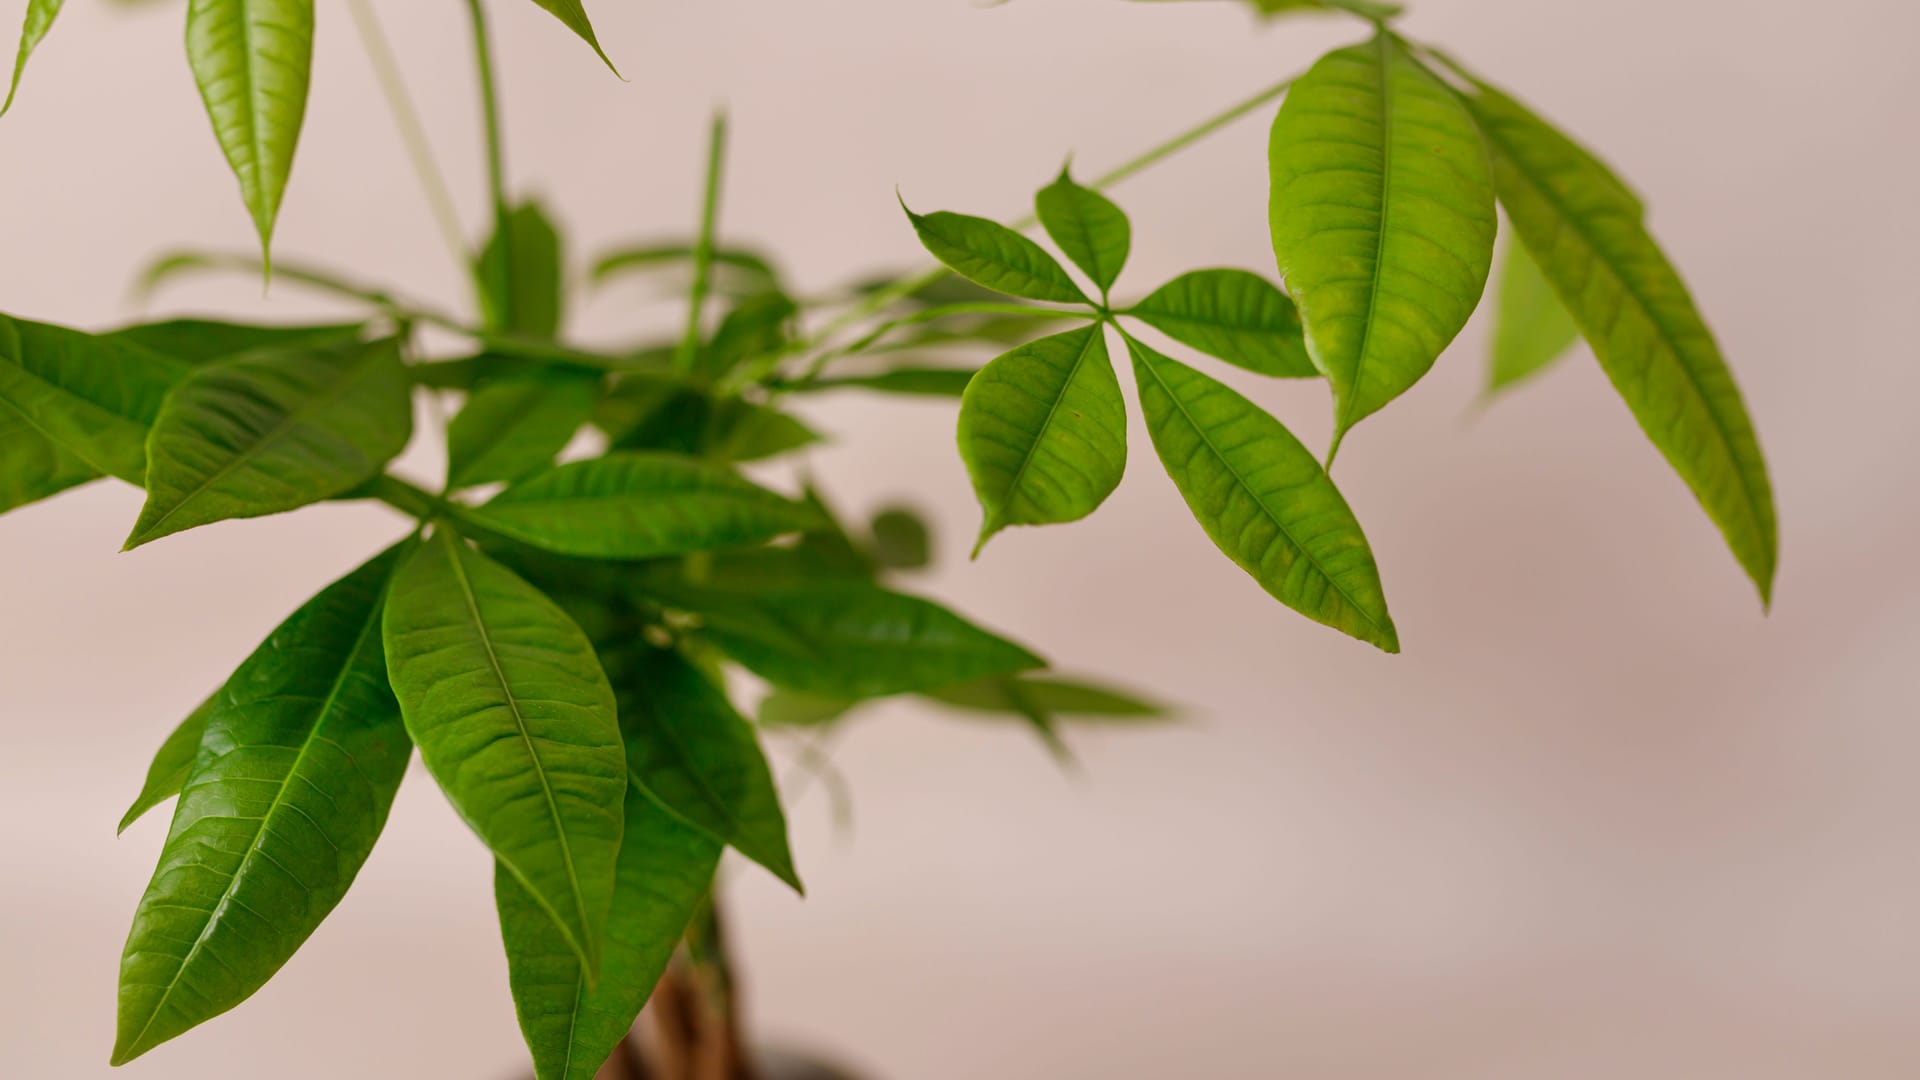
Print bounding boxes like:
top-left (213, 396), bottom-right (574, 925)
top-left (589, 243), bottom-right (782, 299)
top-left (1035, 165), bottom-right (1131, 296)
top-left (116, 693), bottom-right (215, 835)
top-left (0, 406), bottom-right (100, 517)
top-left (868, 505), bottom-right (931, 570)
top-left (186, 0), bottom-right (315, 263)
top-left (127, 335), bottom-right (412, 548)
top-left (1125, 269), bottom-right (1314, 378)
top-left (924, 675), bottom-right (1170, 720)
top-left (103, 319), bottom-right (364, 365)
top-left (447, 368), bottom-right (602, 489)
top-left (599, 378), bottom-right (818, 463)
top-left (756, 687), bottom-right (858, 729)
top-left (901, 201), bottom-right (1090, 304)
top-left (478, 200), bottom-right (567, 339)
top-left (0, 313), bottom-right (188, 484)
top-left (1126, 333), bottom-right (1398, 651)
top-left (701, 292), bottom-right (796, 383)
top-left (799, 366), bottom-right (978, 398)
top-left (135, 251), bottom-right (400, 310)
top-left (2, 0), bottom-right (63, 117)
top-left (526, 0), bottom-right (618, 73)
top-left (1485, 236), bottom-right (1578, 396)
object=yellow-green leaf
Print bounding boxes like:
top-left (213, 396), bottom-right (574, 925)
top-left (2, 0), bottom-right (63, 117)
top-left (186, 0), bottom-right (315, 262)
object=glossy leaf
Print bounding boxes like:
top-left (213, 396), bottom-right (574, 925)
top-left (0, 406), bottom-right (98, 516)
top-left (127, 335), bottom-right (412, 548)
top-left (1456, 76), bottom-right (1777, 601)
top-left (901, 201), bottom-right (1089, 304)
top-left (1035, 166), bottom-right (1130, 296)
top-left (1268, 32), bottom-right (1496, 457)
top-left (648, 578), bottom-right (1044, 698)
top-left (1485, 236), bottom-right (1579, 396)
top-left (1126, 334), bottom-right (1397, 651)
top-left (478, 201), bottom-right (567, 339)
top-left (383, 529), bottom-right (626, 975)
top-left (496, 794), bottom-right (719, 1080)
top-left (0, 313), bottom-right (187, 483)
top-left (104, 319), bottom-right (363, 366)
top-left (605, 644), bottom-right (799, 890)
top-left (2, 0), bottom-right (62, 117)
top-left (446, 368), bottom-right (602, 489)
top-left (470, 453), bottom-right (823, 560)
top-left (186, 0), bottom-right (316, 260)
top-left (957, 324), bottom-right (1126, 552)
top-left (112, 545), bottom-right (412, 1064)
top-left (925, 675), bottom-right (1169, 721)
top-left (116, 694), bottom-right (215, 836)
top-left (1125, 268), bottom-right (1315, 378)
top-left (527, 0), bottom-right (617, 73)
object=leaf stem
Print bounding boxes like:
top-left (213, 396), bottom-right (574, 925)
top-left (675, 110), bottom-right (731, 377)
top-left (463, 0), bottom-right (510, 227)
top-left (345, 0), bottom-right (468, 269)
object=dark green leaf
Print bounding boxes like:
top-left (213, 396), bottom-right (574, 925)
top-left (116, 694), bottom-right (216, 836)
top-left (1125, 268), bottom-right (1314, 378)
top-left (596, 379), bottom-right (818, 463)
top-left (901, 202), bottom-right (1089, 304)
top-left (605, 644), bottom-right (799, 890)
top-left (1034, 166), bottom-right (1130, 296)
top-left (868, 506), bottom-right (931, 570)
top-left (1126, 333), bottom-right (1397, 651)
top-left (1268, 32), bottom-right (1496, 457)
top-left (186, 0), bottom-right (316, 260)
top-left (924, 675), bottom-right (1169, 721)
top-left (1486, 236), bottom-right (1578, 396)
top-left (478, 200), bottom-right (567, 339)
top-left (470, 453), bottom-right (823, 560)
top-left (958, 324), bottom-right (1126, 552)
top-left (799, 367), bottom-right (978, 398)
top-left (383, 529), bottom-right (626, 976)
top-left (127, 335), bottom-right (412, 548)
top-left (2, 0), bottom-right (62, 117)
top-left (447, 368), bottom-right (602, 489)
top-left (112, 544), bottom-right (412, 1064)
top-left (0, 313), bottom-right (188, 483)
top-left (496, 795), bottom-right (719, 1080)
top-left (103, 319), bottom-right (364, 366)
top-left (1455, 73), bottom-right (1777, 602)
top-left (526, 0), bottom-right (618, 73)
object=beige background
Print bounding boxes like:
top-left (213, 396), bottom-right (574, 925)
top-left (3, 0), bottom-right (1917, 1076)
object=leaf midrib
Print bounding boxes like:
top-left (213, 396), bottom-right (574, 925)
top-left (1334, 32), bottom-right (1400, 443)
top-left (987, 325), bottom-right (1105, 534)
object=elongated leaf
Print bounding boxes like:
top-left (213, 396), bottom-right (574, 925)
top-left (1035, 166), bottom-right (1130, 296)
top-left (0, 406), bottom-right (98, 516)
top-left (0, 313), bottom-right (187, 483)
top-left (2, 0), bottom-right (62, 116)
top-left (757, 688), bottom-right (858, 729)
top-left (902, 202), bottom-right (1089, 304)
top-left (478, 201), bottom-right (567, 340)
top-left (383, 530), bottom-right (625, 974)
top-left (1125, 333), bottom-right (1397, 651)
top-left (1455, 76), bottom-right (1777, 601)
top-left (127, 335), bottom-right (412, 548)
top-left (1125, 268), bottom-right (1315, 378)
top-left (957, 324), bottom-right (1126, 552)
top-left (701, 292), bottom-right (795, 383)
top-left (1268, 32), bottom-right (1496, 456)
top-left (497, 794), bottom-right (719, 1080)
top-left (647, 578), bottom-right (1044, 698)
top-left (800, 366), bottom-right (978, 398)
top-left (112, 545), bottom-right (412, 1065)
top-left (447, 369), bottom-right (602, 489)
top-left (589, 243), bottom-right (781, 298)
top-left (186, 0), bottom-right (316, 260)
top-left (1486, 236), bottom-right (1579, 395)
top-left (116, 695), bottom-right (215, 836)
top-left (470, 453), bottom-right (823, 560)
top-left (526, 0), bottom-right (617, 72)
top-left (926, 675), bottom-right (1169, 720)
top-left (104, 319), bottom-right (364, 366)
top-left (605, 644), bottom-right (799, 890)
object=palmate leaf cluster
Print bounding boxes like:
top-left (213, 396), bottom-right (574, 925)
top-left (0, 0), bottom-right (1775, 1076)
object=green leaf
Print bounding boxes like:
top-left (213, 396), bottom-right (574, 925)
top-left (589, 243), bottom-right (782, 298)
top-left (604, 644), bottom-right (799, 890)
top-left (1125, 333), bottom-right (1398, 651)
top-left (647, 578), bottom-right (1044, 699)
top-left (104, 319), bottom-right (364, 366)
top-left (1125, 268), bottom-right (1315, 378)
top-left (700, 292), bottom-right (796, 384)
top-left (478, 200), bottom-right (567, 340)
top-left (1268, 32), bottom-right (1497, 457)
top-left (470, 453), bottom-right (823, 560)
top-left (185, 0), bottom-right (316, 261)
top-left (1034, 166), bottom-right (1130, 296)
top-left (447, 368), bottom-right (602, 489)
top-left (925, 675), bottom-right (1170, 721)
top-left (126, 334), bottom-right (412, 549)
top-left (1454, 74), bottom-right (1777, 602)
top-left (0, 406), bottom-right (99, 516)
top-left (496, 795), bottom-right (719, 1080)
top-left (0, 313), bottom-right (188, 484)
top-left (595, 378), bottom-right (818, 463)
top-left (1486, 236), bottom-right (1578, 396)
top-left (869, 505), bottom-right (931, 570)
top-left (526, 0), bottom-right (618, 74)
top-left (756, 688), bottom-right (858, 729)
top-left (2, 0), bottom-right (63, 117)
top-left (112, 544), bottom-right (413, 1065)
top-left (901, 201), bottom-right (1090, 304)
top-left (800, 366), bottom-right (978, 398)
top-left (116, 694), bottom-right (216, 836)
top-left (958, 324), bottom-right (1127, 553)
top-left (383, 529), bottom-right (626, 976)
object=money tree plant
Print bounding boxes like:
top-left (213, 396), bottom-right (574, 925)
top-left (0, 0), bottom-right (1775, 1075)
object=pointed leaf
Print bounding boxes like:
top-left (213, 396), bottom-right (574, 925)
top-left (112, 545), bottom-right (412, 1064)
top-left (1486, 236), bottom-right (1579, 396)
top-left (957, 324), bottom-right (1126, 551)
top-left (186, 0), bottom-right (316, 259)
top-left (478, 201), bottom-right (567, 340)
top-left (104, 319), bottom-right (364, 366)
top-left (605, 644), bottom-right (799, 890)
top-left (2, 0), bottom-right (62, 117)
top-left (127, 335), bottom-right (412, 548)
top-left (117, 694), bottom-right (215, 836)
top-left (469, 453), bottom-right (824, 560)
top-left (382, 530), bottom-right (626, 975)
top-left (1125, 268), bottom-right (1315, 378)
top-left (1455, 75), bottom-right (1777, 601)
top-left (801, 366), bottom-right (978, 398)
top-left (447, 368), bottom-right (602, 489)
top-left (901, 202), bottom-right (1089, 304)
top-left (1268, 32), bottom-right (1497, 455)
top-left (526, 0), bottom-right (618, 73)
top-left (0, 313), bottom-right (187, 484)
top-left (1125, 333), bottom-right (1397, 651)
top-left (496, 794), bottom-right (719, 1080)
top-left (925, 675), bottom-right (1170, 721)
top-left (1035, 166), bottom-right (1130, 295)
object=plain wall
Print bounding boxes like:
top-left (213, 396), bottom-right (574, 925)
top-left (2, 0), bottom-right (1916, 1076)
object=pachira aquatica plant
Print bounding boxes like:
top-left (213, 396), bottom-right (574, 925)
top-left (0, 0), bottom-right (1776, 1074)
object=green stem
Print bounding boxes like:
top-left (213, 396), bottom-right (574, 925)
top-left (346, 0), bottom-right (468, 269)
top-left (463, 0), bottom-right (510, 227)
top-left (675, 110), bottom-right (730, 376)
